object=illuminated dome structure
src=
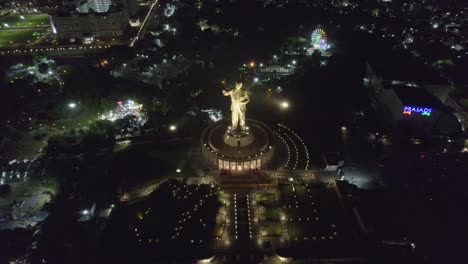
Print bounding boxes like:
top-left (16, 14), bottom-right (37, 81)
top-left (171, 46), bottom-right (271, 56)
top-left (201, 119), bottom-right (275, 172)
top-left (311, 28), bottom-right (330, 51)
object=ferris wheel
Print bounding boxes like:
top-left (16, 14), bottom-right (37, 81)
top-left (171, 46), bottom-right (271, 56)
top-left (311, 28), bottom-right (327, 44)
top-left (311, 28), bottom-right (330, 51)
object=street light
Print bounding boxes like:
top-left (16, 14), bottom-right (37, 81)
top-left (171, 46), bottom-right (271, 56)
top-left (176, 168), bottom-right (181, 173)
top-left (169, 125), bottom-right (177, 131)
top-left (280, 101), bottom-right (289, 109)
top-left (68, 103), bottom-right (77, 109)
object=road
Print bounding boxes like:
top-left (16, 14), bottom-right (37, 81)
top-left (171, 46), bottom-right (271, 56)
top-left (32, 30), bottom-right (52, 45)
top-left (446, 96), bottom-right (468, 132)
top-left (130, 0), bottom-right (159, 47)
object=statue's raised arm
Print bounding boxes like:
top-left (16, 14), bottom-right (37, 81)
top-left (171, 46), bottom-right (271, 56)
top-left (222, 89), bottom-right (231, 96)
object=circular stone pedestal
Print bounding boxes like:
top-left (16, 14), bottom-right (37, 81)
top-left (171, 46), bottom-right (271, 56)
top-left (201, 119), bottom-right (275, 172)
top-left (223, 131), bottom-right (254, 147)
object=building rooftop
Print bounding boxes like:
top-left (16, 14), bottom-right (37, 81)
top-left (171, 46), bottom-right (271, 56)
top-left (392, 85), bottom-right (447, 109)
top-left (369, 50), bottom-right (450, 86)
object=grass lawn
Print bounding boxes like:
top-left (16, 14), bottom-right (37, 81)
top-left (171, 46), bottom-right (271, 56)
top-left (40, 177), bottom-right (57, 191)
top-left (256, 193), bottom-right (277, 207)
top-left (214, 191), bottom-right (227, 238)
top-left (281, 183), bottom-right (347, 241)
top-left (113, 140), bottom-right (132, 152)
top-left (0, 14), bottom-right (49, 28)
top-left (287, 222), bottom-right (304, 239)
top-left (106, 181), bottom-right (219, 260)
top-left (260, 207), bottom-right (280, 221)
top-left (280, 184), bottom-right (307, 198)
top-left (256, 193), bottom-right (281, 236)
top-left (261, 222), bottom-right (282, 237)
top-left (108, 142), bottom-right (194, 193)
top-left (0, 29), bottom-right (48, 47)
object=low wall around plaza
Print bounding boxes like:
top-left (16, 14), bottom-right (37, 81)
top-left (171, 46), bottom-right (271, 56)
top-left (201, 145), bottom-right (275, 172)
top-left (201, 119), bottom-right (275, 173)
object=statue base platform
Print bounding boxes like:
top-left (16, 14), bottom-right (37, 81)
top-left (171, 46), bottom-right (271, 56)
top-left (223, 130), bottom-right (254, 148)
top-left (201, 119), bottom-right (275, 173)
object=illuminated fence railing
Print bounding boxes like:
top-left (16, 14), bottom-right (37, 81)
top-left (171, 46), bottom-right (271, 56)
top-left (402, 106), bottom-right (432, 116)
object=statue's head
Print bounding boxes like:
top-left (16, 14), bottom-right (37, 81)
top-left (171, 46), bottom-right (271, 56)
top-left (235, 82), bottom-right (243, 90)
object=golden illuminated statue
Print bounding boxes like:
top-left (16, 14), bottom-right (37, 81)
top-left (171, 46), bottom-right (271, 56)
top-left (222, 82), bottom-right (250, 134)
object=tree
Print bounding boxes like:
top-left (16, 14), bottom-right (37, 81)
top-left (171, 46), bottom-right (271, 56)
top-left (152, 97), bottom-right (172, 114)
top-left (38, 62), bottom-right (49, 74)
top-left (81, 120), bottom-right (116, 152)
top-left (114, 115), bottom-right (139, 136)
top-left (46, 120), bottom-right (116, 156)
top-left (0, 228), bottom-right (34, 263)
top-left (46, 131), bottom-right (80, 155)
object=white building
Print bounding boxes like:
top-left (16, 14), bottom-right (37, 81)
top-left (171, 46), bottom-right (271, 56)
top-left (78, 0), bottom-right (112, 13)
top-left (259, 65), bottom-right (294, 77)
top-left (51, 8), bottom-right (129, 41)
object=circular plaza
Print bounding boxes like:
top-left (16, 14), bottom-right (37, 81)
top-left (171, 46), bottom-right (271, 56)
top-left (201, 119), bottom-right (275, 172)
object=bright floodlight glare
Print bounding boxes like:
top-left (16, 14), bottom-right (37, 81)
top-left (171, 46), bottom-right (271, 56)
top-left (82, 210), bottom-right (89, 215)
top-left (292, 60), bottom-right (297, 65)
top-left (3, 23), bottom-right (9, 27)
top-left (20, 16), bottom-right (25, 19)
top-left (169, 125), bottom-right (177, 131)
top-left (68, 103), bottom-right (77, 108)
top-left (176, 168), bottom-right (181, 173)
top-left (253, 77), bottom-right (259, 82)
top-left (341, 126), bottom-right (347, 130)
top-left (281, 101), bottom-right (289, 109)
